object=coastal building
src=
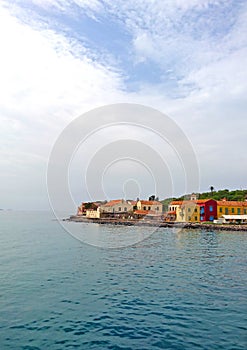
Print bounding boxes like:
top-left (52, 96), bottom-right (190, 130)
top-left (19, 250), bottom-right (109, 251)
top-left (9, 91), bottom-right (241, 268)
top-left (168, 200), bottom-right (199, 222)
top-left (77, 202), bottom-right (101, 216)
top-left (216, 215), bottom-right (247, 224)
top-left (217, 199), bottom-right (247, 218)
top-left (167, 201), bottom-right (183, 221)
top-left (136, 200), bottom-right (162, 213)
top-left (86, 207), bottom-right (101, 219)
top-left (134, 200), bottom-right (163, 219)
top-left (168, 198), bottom-right (217, 222)
top-left (100, 199), bottom-right (134, 216)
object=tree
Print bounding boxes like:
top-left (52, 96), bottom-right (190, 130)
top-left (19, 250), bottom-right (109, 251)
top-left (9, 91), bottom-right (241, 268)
top-left (210, 186), bottom-right (214, 194)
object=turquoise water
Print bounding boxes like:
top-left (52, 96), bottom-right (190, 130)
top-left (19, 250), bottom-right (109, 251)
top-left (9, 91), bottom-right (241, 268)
top-left (0, 211), bottom-right (246, 350)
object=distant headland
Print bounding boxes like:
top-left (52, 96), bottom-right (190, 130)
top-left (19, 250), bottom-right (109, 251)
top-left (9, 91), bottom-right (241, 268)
top-left (68, 189), bottom-right (247, 231)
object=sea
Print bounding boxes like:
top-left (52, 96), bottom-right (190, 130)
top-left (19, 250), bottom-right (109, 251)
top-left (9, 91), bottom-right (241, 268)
top-left (0, 210), bottom-right (246, 350)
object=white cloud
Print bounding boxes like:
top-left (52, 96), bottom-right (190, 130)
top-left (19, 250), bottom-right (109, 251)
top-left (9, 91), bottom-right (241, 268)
top-left (1, 0), bottom-right (247, 208)
top-left (0, 3), bottom-right (127, 209)
top-left (0, 4), bottom-right (124, 130)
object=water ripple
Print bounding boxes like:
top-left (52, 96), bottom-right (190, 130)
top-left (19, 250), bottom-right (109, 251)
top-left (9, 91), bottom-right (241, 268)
top-left (0, 213), bottom-right (247, 349)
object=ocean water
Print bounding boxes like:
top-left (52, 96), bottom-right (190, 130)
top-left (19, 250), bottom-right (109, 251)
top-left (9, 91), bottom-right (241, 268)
top-left (0, 211), bottom-right (246, 350)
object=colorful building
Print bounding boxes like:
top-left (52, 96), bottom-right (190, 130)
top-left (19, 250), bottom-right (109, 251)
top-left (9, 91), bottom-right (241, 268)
top-left (168, 199), bottom-right (217, 222)
top-left (217, 200), bottom-right (247, 218)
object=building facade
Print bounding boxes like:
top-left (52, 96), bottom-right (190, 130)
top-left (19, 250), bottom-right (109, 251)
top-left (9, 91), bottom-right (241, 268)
top-left (86, 207), bottom-right (101, 219)
top-left (100, 199), bottom-right (134, 215)
top-left (136, 200), bottom-right (162, 213)
top-left (169, 199), bottom-right (217, 222)
top-left (217, 200), bottom-right (247, 218)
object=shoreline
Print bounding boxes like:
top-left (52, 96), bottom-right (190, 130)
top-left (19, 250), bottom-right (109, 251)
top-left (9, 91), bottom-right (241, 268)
top-left (66, 216), bottom-right (247, 232)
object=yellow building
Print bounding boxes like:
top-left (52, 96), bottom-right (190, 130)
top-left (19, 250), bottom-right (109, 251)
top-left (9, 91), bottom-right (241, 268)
top-left (169, 201), bottom-right (200, 222)
top-left (217, 200), bottom-right (247, 218)
top-left (169, 199), bottom-right (217, 222)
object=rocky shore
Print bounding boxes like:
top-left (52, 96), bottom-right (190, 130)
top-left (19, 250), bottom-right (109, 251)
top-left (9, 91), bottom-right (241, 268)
top-left (66, 216), bottom-right (247, 232)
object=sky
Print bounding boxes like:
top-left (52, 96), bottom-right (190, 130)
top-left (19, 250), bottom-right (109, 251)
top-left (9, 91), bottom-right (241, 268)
top-left (0, 0), bottom-right (247, 210)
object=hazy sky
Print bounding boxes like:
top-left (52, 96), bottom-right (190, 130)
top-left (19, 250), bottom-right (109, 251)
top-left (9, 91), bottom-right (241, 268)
top-left (1, 0), bottom-right (247, 210)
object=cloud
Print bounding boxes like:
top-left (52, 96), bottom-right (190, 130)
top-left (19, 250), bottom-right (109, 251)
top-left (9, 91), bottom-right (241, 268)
top-left (0, 0), bottom-right (247, 208)
top-left (0, 3), bottom-right (124, 131)
top-left (0, 3), bottom-right (127, 209)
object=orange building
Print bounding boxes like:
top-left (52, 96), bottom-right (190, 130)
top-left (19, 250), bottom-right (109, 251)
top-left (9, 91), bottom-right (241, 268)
top-left (217, 200), bottom-right (247, 218)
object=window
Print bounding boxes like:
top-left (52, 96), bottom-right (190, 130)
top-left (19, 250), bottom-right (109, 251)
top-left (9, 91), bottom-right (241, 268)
top-left (231, 208), bottom-right (234, 213)
top-left (200, 207), bottom-right (205, 214)
top-left (188, 216), bottom-right (191, 221)
top-left (219, 207), bottom-right (222, 213)
top-left (119, 207), bottom-right (121, 211)
top-left (209, 205), bottom-right (213, 212)
top-left (209, 215), bottom-right (214, 221)
top-left (148, 206), bottom-right (151, 210)
top-left (195, 216), bottom-right (198, 221)
top-left (244, 209), bottom-right (247, 214)
top-left (144, 206), bottom-right (146, 210)
top-left (200, 216), bottom-right (204, 221)
top-left (225, 208), bottom-right (228, 214)
top-left (237, 208), bottom-right (241, 214)
top-left (195, 208), bottom-right (197, 213)
top-left (156, 207), bottom-right (159, 211)
top-left (124, 207), bottom-right (127, 212)
top-left (188, 208), bottom-right (191, 212)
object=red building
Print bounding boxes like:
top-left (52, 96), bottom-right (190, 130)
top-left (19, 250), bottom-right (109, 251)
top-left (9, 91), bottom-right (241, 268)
top-left (168, 198), bottom-right (217, 222)
top-left (196, 199), bottom-right (217, 222)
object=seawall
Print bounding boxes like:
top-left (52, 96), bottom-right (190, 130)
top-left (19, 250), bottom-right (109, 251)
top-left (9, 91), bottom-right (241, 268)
top-left (66, 216), bottom-right (247, 232)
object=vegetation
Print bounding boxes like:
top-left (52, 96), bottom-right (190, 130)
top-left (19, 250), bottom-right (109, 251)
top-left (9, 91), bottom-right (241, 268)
top-left (199, 189), bottom-right (247, 201)
top-left (161, 198), bottom-right (176, 212)
top-left (162, 189), bottom-right (247, 203)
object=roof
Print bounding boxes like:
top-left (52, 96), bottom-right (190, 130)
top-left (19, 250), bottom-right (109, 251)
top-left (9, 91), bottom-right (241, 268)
top-left (102, 199), bottom-right (134, 207)
top-left (222, 215), bottom-right (247, 219)
top-left (167, 211), bottom-right (176, 215)
top-left (170, 201), bottom-right (183, 205)
top-left (102, 199), bottom-right (122, 207)
top-left (196, 199), bottom-right (215, 204)
top-left (217, 200), bottom-right (247, 207)
top-left (139, 200), bottom-right (162, 205)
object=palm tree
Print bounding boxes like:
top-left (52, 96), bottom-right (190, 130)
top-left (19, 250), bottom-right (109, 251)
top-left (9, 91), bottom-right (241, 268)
top-left (210, 186), bottom-right (214, 194)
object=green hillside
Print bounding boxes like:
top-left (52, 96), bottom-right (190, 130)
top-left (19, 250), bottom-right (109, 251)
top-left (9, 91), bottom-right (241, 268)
top-left (161, 189), bottom-right (247, 210)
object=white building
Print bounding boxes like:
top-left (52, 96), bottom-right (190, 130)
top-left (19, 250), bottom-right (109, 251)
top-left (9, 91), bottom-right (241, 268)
top-left (216, 215), bottom-right (247, 224)
top-left (86, 207), bottom-right (101, 219)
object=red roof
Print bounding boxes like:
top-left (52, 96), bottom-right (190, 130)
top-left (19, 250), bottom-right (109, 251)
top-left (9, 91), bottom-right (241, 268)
top-left (170, 201), bottom-right (183, 205)
top-left (134, 210), bottom-right (159, 215)
top-left (196, 199), bottom-right (215, 204)
top-left (103, 199), bottom-right (122, 207)
top-left (139, 200), bottom-right (161, 205)
top-left (217, 200), bottom-right (247, 207)
top-left (167, 211), bottom-right (176, 215)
